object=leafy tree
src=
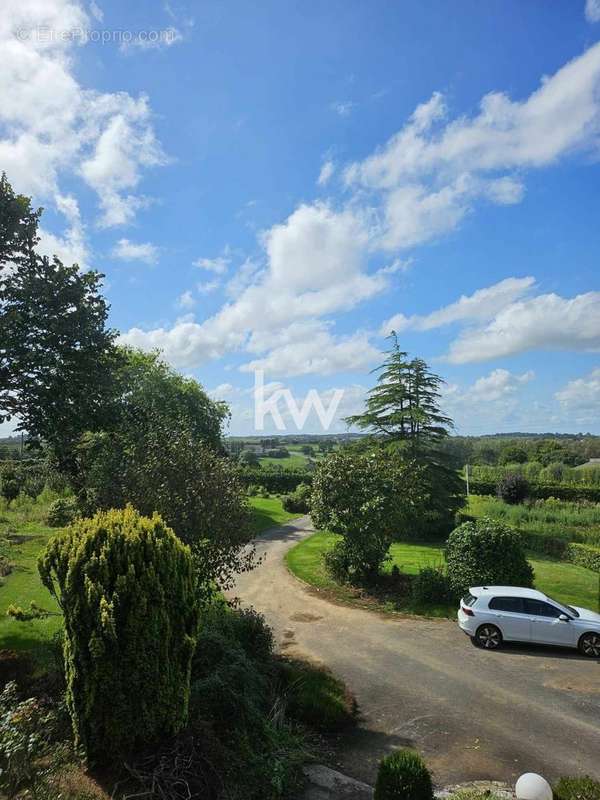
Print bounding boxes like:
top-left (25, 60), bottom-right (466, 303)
top-left (0, 174), bottom-right (118, 477)
top-left (311, 449), bottom-right (427, 583)
top-left (39, 506), bottom-right (199, 762)
top-left (445, 516), bottom-right (534, 596)
top-left (498, 445), bottom-right (528, 465)
top-left (75, 349), bottom-right (253, 600)
top-left (239, 449), bottom-right (260, 466)
top-left (345, 334), bottom-right (464, 535)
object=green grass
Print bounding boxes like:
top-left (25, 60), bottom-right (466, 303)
top-left (279, 657), bottom-right (356, 732)
top-left (0, 494), bottom-right (297, 665)
top-left (286, 531), bottom-right (600, 617)
top-left (248, 495), bottom-right (299, 534)
top-left (0, 497), bottom-right (62, 664)
top-left (258, 454), bottom-right (309, 468)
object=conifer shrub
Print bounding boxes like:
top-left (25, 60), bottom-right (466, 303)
top-left (38, 506), bottom-right (199, 763)
top-left (374, 749), bottom-right (434, 800)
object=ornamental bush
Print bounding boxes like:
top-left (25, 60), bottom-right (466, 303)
top-left (282, 483), bottom-right (312, 514)
top-left (38, 506), bottom-right (199, 763)
top-left (446, 517), bottom-right (534, 596)
top-left (374, 749), bottom-right (434, 800)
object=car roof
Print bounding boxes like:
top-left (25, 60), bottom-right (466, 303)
top-left (469, 586), bottom-right (548, 600)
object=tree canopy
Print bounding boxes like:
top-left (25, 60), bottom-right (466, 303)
top-left (0, 174), bottom-right (118, 476)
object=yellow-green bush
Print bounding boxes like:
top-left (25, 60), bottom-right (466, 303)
top-left (38, 506), bottom-right (199, 763)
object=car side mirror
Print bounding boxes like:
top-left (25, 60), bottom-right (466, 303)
top-left (558, 614), bottom-right (569, 622)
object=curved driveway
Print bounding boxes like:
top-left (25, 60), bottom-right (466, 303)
top-left (229, 517), bottom-right (600, 787)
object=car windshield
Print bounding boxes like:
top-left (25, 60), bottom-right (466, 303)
top-left (548, 597), bottom-right (580, 618)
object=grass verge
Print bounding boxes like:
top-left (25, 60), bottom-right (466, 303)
top-left (286, 531), bottom-right (600, 617)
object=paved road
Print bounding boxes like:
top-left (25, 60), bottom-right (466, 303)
top-left (229, 517), bottom-right (600, 787)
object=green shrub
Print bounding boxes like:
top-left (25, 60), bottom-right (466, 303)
top-left (38, 506), bottom-right (200, 763)
top-left (411, 566), bottom-right (454, 605)
top-left (554, 777), bottom-right (600, 800)
top-left (566, 542), bottom-right (600, 573)
top-left (278, 659), bottom-right (355, 732)
top-left (282, 483), bottom-right (312, 514)
top-left (446, 517), bottom-right (534, 596)
top-left (189, 602), bottom-right (307, 800)
top-left (0, 681), bottom-right (69, 797)
top-left (46, 497), bottom-right (78, 527)
top-left (239, 468), bottom-right (312, 494)
top-left (497, 473), bottom-right (529, 504)
top-left (374, 749), bottom-right (434, 800)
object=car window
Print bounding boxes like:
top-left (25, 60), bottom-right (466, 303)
top-left (523, 599), bottom-right (562, 618)
top-left (488, 596), bottom-right (524, 613)
top-left (462, 593), bottom-right (478, 607)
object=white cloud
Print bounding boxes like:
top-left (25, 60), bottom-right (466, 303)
top-left (381, 276), bottom-right (535, 334)
top-left (331, 101), bottom-right (355, 117)
top-left (193, 255), bottom-right (230, 274)
top-left (470, 368), bottom-right (534, 402)
top-left (345, 42), bottom-right (600, 251)
top-left (555, 368), bottom-right (600, 411)
top-left (0, 0), bottom-right (166, 229)
top-left (446, 290), bottom-right (600, 363)
top-left (37, 193), bottom-right (90, 268)
top-left (122, 202), bottom-right (386, 370)
top-left (240, 320), bottom-right (379, 378)
top-left (585, 0), bottom-right (600, 23)
top-left (177, 290), bottom-right (196, 309)
top-left (112, 238), bottom-right (158, 264)
top-left (208, 382), bottom-right (237, 401)
top-left (318, 160), bottom-right (335, 186)
top-left (89, 0), bottom-right (103, 21)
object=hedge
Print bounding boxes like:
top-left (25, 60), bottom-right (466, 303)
top-left (237, 468), bottom-right (313, 493)
top-left (515, 529), bottom-right (600, 573)
top-left (469, 479), bottom-right (600, 503)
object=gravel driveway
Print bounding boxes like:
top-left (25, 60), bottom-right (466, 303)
top-left (229, 517), bottom-right (600, 786)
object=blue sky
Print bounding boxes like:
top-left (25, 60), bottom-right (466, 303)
top-left (2, 0), bottom-right (600, 436)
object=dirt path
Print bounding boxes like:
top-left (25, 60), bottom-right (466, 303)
top-left (229, 517), bottom-right (600, 786)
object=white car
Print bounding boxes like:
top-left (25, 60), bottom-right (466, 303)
top-left (457, 585), bottom-right (600, 657)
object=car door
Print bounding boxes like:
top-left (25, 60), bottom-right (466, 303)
top-left (523, 599), bottom-right (577, 647)
top-left (487, 596), bottom-right (531, 641)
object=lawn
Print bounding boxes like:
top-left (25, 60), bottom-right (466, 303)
top-left (0, 498), bottom-right (63, 665)
top-left (248, 495), bottom-right (299, 533)
top-left (0, 494), bottom-right (297, 664)
top-left (286, 531), bottom-right (600, 617)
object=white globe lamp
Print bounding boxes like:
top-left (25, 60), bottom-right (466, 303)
top-left (516, 773), bottom-right (553, 800)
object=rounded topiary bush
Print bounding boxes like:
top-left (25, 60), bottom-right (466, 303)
top-left (374, 749), bottom-right (434, 800)
top-left (446, 516), bottom-right (534, 596)
top-left (497, 473), bottom-right (529, 505)
top-left (38, 506), bottom-right (199, 762)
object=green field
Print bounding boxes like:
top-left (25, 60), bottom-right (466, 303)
top-left (0, 494), bottom-right (298, 663)
top-left (258, 454), bottom-right (310, 468)
top-left (286, 531), bottom-right (600, 617)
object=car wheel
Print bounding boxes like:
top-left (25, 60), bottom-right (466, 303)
top-left (475, 624), bottom-right (503, 650)
top-left (579, 632), bottom-right (600, 658)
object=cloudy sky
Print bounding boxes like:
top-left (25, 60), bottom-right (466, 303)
top-left (2, 0), bottom-right (600, 436)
